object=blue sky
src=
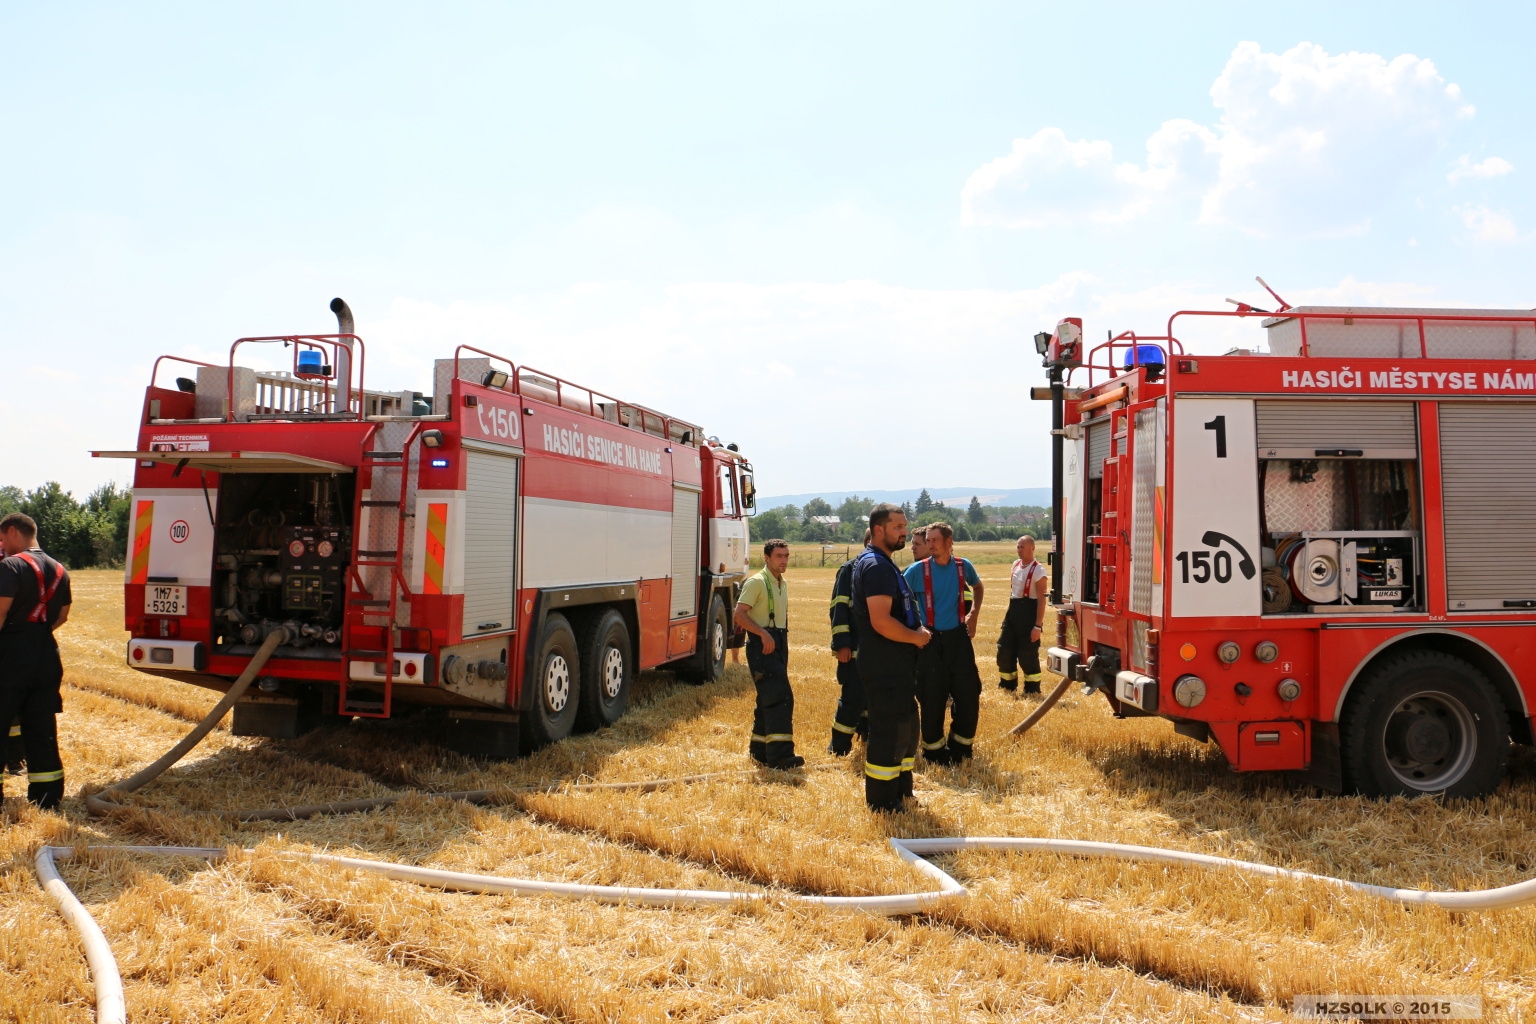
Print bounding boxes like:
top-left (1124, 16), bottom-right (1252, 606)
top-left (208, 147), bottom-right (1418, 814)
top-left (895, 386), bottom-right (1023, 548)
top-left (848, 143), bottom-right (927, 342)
top-left (3, 2), bottom-right (1531, 498)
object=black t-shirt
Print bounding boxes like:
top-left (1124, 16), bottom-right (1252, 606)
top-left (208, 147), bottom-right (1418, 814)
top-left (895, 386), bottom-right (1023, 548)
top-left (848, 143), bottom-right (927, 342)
top-left (0, 548), bottom-right (72, 631)
top-left (850, 545), bottom-right (919, 680)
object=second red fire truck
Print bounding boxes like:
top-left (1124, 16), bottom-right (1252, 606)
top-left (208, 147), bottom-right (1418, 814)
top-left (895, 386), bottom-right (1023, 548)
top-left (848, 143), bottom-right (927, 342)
top-left (99, 299), bottom-right (757, 757)
top-left (1039, 295), bottom-right (1536, 797)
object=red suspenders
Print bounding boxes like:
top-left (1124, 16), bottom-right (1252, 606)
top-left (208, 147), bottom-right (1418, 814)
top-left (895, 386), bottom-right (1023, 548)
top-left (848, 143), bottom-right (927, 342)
top-left (920, 557), bottom-right (966, 630)
top-left (14, 551), bottom-right (64, 624)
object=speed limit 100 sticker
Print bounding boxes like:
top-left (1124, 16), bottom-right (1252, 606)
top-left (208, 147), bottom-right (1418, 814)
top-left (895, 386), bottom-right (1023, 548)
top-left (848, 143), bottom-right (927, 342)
top-left (169, 519), bottom-right (190, 544)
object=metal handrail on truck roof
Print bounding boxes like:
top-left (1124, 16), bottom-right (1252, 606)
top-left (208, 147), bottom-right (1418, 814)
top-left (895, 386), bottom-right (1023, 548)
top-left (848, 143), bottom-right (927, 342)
top-left (452, 342), bottom-right (701, 447)
top-left (1165, 307), bottom-right (1536, 360)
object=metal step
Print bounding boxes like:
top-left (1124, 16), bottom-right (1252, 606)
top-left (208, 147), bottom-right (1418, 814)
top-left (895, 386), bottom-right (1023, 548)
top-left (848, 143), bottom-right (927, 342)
top-left (360, 500), bottom-right (401, 507)
top-left (362, 451), bottom-right (404, 459)
top-left (343, 700), bottom-right (386, 715)
top-left (356, 549), bottom-right (398, 557)
top-left (348, 599), bottom-right (390, 607)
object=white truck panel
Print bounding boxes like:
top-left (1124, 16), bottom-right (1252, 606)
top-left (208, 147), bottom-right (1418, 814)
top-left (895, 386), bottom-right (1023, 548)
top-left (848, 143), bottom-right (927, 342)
top-left (1170, 398), bottom-right (1261, 618)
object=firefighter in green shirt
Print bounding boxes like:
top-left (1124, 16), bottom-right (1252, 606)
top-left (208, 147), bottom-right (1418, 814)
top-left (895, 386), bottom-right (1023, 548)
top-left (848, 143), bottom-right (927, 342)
top-left (734, 539), bottom-right (804, 769)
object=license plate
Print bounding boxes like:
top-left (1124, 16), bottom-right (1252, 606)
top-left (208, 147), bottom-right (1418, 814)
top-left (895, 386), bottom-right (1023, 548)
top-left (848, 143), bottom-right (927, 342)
top-left (145, 584), bottom-right (187, 616)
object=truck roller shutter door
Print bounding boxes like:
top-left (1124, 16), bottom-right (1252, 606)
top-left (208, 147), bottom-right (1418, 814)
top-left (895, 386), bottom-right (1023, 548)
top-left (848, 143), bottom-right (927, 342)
top-left (670, 487), bottom-right (700, 618)
top-left (1086, 420), bottom-right (1111, 479)
top-left (1255, 401), bottom-right (1417, 458)
top-left (462, 450), bottom-right (518, 636)
top-left (1440, 403), bottom-right (1536, 611)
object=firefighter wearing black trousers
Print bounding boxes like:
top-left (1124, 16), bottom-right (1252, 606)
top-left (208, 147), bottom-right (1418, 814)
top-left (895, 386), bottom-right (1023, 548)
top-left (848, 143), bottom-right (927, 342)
top-left (735, 539), bottom-right (804, 769)
top-left (997, 535), bottom-right (1048, 694)
top-left (851, 504), bottom-right (930, 812)
top-left (905, 522), bottom-right (984, 764)
top-left (4, 719), bottom-right (23, 775)
top-left (0, 513), bottom-right (72, 809)
top-left (827, 536), bottom-right (869, 755)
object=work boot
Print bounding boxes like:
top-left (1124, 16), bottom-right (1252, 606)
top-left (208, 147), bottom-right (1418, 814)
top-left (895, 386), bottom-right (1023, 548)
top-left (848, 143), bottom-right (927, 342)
top-left (768, 754), bottom-right (806, 770)
top-left (828, 730), bottom-right (853, 756)
top-left (923, 746), bottom-right (956, 766)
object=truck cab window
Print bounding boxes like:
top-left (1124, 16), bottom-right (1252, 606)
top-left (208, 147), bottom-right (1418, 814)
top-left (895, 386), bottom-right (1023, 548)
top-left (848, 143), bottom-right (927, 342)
top-left (719, 465), bottom-right (736, 516)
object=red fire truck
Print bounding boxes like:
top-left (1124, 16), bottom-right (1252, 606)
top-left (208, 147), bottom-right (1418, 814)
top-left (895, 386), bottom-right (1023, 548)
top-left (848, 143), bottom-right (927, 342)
top-left (96, 299), bottom-right (757, 756)
top-left (1037, 299), bottom-right (1536, 797)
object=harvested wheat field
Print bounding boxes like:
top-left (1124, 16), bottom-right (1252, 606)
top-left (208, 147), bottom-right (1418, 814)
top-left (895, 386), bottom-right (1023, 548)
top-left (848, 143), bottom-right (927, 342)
top-left (4, 556), bottom-right (1536, 1022)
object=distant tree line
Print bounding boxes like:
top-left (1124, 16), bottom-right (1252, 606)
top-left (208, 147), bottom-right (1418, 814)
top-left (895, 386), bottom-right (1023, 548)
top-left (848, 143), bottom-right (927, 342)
top-left (749, 489), bottom-right (1052, 543)
top-left (0, 482), bottom-right (133, 568)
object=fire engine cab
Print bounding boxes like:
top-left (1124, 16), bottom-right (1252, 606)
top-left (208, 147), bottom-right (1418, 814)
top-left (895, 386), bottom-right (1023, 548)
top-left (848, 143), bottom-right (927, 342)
top-left (1038, 301), bottom-right (1536, 797)
top-left (97, 299), bottom-right (757, 757)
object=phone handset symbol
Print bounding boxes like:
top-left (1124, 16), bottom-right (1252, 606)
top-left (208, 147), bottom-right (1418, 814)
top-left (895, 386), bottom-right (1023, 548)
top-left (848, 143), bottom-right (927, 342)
top-left (1200, 531), bottom-right (1256, 579)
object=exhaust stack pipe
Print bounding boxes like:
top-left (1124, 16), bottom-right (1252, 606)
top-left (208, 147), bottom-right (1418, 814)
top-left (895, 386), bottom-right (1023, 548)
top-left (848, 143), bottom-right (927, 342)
top-left (330, 297), bottom-right (354, 415)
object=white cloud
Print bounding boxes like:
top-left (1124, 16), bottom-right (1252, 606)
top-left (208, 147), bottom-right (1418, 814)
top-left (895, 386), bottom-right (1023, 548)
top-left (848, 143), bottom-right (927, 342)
top-left (964, 41), bottom-right (1474, 237)
top-left (1455, 204), bottom-right (1522, 243)
top-left (1447, 155), bottom-right (1514, 183)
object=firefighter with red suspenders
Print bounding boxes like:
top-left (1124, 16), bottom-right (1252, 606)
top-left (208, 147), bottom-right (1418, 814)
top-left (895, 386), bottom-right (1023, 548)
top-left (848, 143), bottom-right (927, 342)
top-left (0, 513), bottom-right (72, 809)
top-left (904, 522), bottom-right (985, 764)
top-left (997, 535), bottom-right (1047, 695)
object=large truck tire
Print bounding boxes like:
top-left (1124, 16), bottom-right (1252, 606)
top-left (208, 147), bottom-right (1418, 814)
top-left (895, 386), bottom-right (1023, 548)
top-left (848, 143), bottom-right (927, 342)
top-left (1339, 650), bottom-right (1509, 799)
top-left (680, 592), bottom-right (729, 684)
top-left (522, 613), bottom-right (581, 749)
top-left (576, 609), bottom-right (632, 731)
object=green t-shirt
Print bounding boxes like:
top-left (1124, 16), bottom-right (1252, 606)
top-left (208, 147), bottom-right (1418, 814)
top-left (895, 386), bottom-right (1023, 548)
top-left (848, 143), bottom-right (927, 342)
top-left (738, 569), bottom-right (788, 629)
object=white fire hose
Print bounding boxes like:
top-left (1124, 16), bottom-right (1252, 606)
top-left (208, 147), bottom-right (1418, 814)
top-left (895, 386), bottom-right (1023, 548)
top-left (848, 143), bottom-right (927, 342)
top-left (35, 634), bottom-right (1536, 1023)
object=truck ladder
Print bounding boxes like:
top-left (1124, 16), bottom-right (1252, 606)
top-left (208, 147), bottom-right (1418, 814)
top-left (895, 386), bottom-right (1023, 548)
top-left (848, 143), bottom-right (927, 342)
top-left (340, 423), bottom-right (424, 718)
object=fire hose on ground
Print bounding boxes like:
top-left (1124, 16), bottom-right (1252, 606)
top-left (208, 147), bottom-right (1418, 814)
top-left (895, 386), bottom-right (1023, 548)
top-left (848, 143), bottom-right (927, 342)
top-left (34, 628), bottom-right (1536, 1024)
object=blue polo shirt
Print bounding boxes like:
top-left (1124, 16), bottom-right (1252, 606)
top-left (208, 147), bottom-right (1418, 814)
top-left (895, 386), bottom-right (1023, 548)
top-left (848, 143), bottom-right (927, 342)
top-left (904, 556), bottom-right (980, 631)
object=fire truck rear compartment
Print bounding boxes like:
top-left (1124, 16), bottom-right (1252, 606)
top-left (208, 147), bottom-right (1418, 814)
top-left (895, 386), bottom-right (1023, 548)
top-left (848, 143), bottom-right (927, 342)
top-left (213, 471), bottom-right (354, 657)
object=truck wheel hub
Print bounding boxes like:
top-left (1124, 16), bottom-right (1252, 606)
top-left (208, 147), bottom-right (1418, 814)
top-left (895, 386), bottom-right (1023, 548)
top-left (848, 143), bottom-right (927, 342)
top-left (545, 655), bottom-right (570, 712)
top-left (1383, 692), bottom-right (1474, 787)
top-left (602, 647), bottom-right (624, 699)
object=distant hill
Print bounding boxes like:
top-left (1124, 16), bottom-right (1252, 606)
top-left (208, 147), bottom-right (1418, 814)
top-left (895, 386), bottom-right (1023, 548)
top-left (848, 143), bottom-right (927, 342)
top-left (757, 487), bottom-right (1051, 510)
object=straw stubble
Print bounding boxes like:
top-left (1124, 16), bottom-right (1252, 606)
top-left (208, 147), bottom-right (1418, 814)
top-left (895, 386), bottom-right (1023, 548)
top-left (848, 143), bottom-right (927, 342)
top-left (1, 558), bottom-right (1532, 1021)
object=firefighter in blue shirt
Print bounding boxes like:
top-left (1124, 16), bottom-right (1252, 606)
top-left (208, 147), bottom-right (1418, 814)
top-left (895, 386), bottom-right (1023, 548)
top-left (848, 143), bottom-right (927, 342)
top-left (827, 530), bottom-right (869, 755)
top-left (851, 504), bottom-right (930, 811)
top-left (904, 522), bottom-right (985, 764)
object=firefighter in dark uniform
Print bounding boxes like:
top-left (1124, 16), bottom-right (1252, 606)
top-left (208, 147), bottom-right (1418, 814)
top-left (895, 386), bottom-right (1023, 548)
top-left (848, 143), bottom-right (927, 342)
top-left (851, 504), bottom-right (930, 811)
top-left (905, 522), bottom-right (985, 764)
top-left (4, 719), bottom-right (23, 775)
top-left (997, 535), bottom-right (1048, 694)
top-left (0, 513), bottom-right (72, 809)
top-left (827, 531), bottom-right (870, 755)
top-left (734, 538), bottom-right (804, 769)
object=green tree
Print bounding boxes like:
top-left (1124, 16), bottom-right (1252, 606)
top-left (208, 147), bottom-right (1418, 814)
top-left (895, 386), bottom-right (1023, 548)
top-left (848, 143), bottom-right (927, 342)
top-left (801, 497), bottom-right (833, 521)
top-left (750, 505), bottom-right (806, 543)
top-left (967, 495), bottom-right (985, 524)
top-left (914, 489), bottom-right (933, 515)
top-left (20, 482), bottom-right (91, 566)
top-left (901, 500), bottom-right (913, 517)
top-left (835, 494), bottom-right (874, 527)
top-left (0, 485), bottom-right (22, 517)
top-left (84, 482), bottom-right (133, 565)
